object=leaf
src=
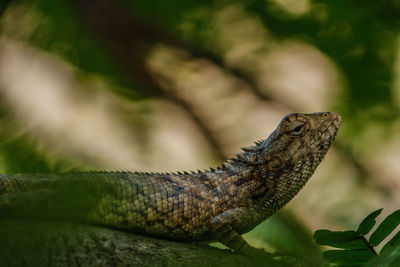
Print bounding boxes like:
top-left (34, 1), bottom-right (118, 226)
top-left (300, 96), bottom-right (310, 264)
top-left (323, 249), bottom-right (376, 264)
top-left (369, 210), bottom-right (400, 247)
top-left (381, 229), bottom-right (400, 254)
top-left (314, 230), bottom-right (366, 249)
top-left (357, 208), bottom-right (383, 235)
top-left (366, 242), bottom-right (400, 267)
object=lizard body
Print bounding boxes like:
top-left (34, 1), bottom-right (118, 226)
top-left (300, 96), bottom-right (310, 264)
top-left (0, 112), bottom-right (341, 254)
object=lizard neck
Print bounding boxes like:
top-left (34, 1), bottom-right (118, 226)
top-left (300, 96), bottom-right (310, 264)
top-left (221, 160), bottom-right (311, 223)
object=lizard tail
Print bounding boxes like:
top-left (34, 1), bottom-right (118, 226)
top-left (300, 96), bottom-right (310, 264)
top-left (0, 174), bottom-right (100, 222)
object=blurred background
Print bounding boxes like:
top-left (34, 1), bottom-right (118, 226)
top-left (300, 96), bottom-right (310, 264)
top-left (0, 0), bottom-right (399, 265)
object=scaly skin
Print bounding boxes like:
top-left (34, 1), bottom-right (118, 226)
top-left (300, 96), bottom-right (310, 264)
top-left (0, 112), bottom-right (341, 254)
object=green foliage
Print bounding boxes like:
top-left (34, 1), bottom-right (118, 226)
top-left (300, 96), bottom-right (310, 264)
top-left (366, 243), bottom-right (400, 267)
top-left (314, 209), bottom-right (400, 266)
top-left (0, 135), bottom-right (56, 173)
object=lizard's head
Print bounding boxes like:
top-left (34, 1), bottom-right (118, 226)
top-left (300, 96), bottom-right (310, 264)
top-left (234, 112), bottom-right (341, 213)
top-left (259, 112), bottom-right (341, 174)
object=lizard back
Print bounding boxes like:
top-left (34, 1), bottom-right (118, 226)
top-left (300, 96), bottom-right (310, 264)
top-left (0, 170), bottom-right (246, 241)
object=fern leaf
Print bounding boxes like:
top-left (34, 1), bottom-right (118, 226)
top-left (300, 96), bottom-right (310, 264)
top-left (356, 208), bottom-right (382, 235)
top-left (323, 249), bottom-right (375, 264)
top-left (381, 229), bottom-right (400, 254)
top-left (369, 210), bottom-right (400, 247)
top-left (366, 243), bottom-right (400, 267)
top-left (314, 209), bottom-right (400, 265)
top-left (314, 230), bottom-right (366, 249)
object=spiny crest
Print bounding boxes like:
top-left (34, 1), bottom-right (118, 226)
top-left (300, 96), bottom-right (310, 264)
top-left (255, 139), bottom-right (264, 146)
top-left (223, 140), bottom-right (263, 166)
top-left (118, 139), bottom-right (265, 178)
top-left (213, 162), bottom-right (229, 171)
top-left (132, 171), bottom-right (172, 176)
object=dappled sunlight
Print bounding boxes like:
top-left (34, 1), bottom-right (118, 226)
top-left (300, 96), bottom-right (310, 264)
top-left (0, 39), bottom-right (143, 169)
top-left (147, 45), bottom-right (285, 156)
top-left (212, 4), bottom-right (275, 68)
top-left (0, 2), bottom-right (41, 42)
top-left (0, 40), bottom-right (215, 171)
top-left (271, 0), bottom-right (310, 16)
top-left (184, 4), bottom-right (340, 111)
top-left (256, 41), bottom-right (341, 111)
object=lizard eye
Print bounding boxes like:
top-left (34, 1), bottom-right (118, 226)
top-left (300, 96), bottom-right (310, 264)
top-left (286, 121), bottom-right (305, 137)
top-left (279, 113), bottom-right (308, 137)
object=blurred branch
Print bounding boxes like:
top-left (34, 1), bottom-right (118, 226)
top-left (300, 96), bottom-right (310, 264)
top-left (167, 91), bottom-right (228, 160)
top-left (0, 220), bottom-right (261, 266)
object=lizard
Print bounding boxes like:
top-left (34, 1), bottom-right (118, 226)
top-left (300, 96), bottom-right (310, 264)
top-left (0, 112), bottom-right (341, 255)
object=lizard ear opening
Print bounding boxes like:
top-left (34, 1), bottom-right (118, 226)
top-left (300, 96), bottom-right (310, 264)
top-left (266, 155), bottom-right (284, 171)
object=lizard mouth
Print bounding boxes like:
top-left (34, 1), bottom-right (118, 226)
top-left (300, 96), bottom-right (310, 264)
top-left (329, 112), bottom-right (342, 133)
top-left (318, 112), bottom-right (341, 142)
top-left (285, 113), bottom-right (341, 195)
top-left (307, 113), bottom-right (341, 166)
top-left (326, 113), bottom-right (341, 145)
top-left (297, 112), bottom-right (341, 156)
